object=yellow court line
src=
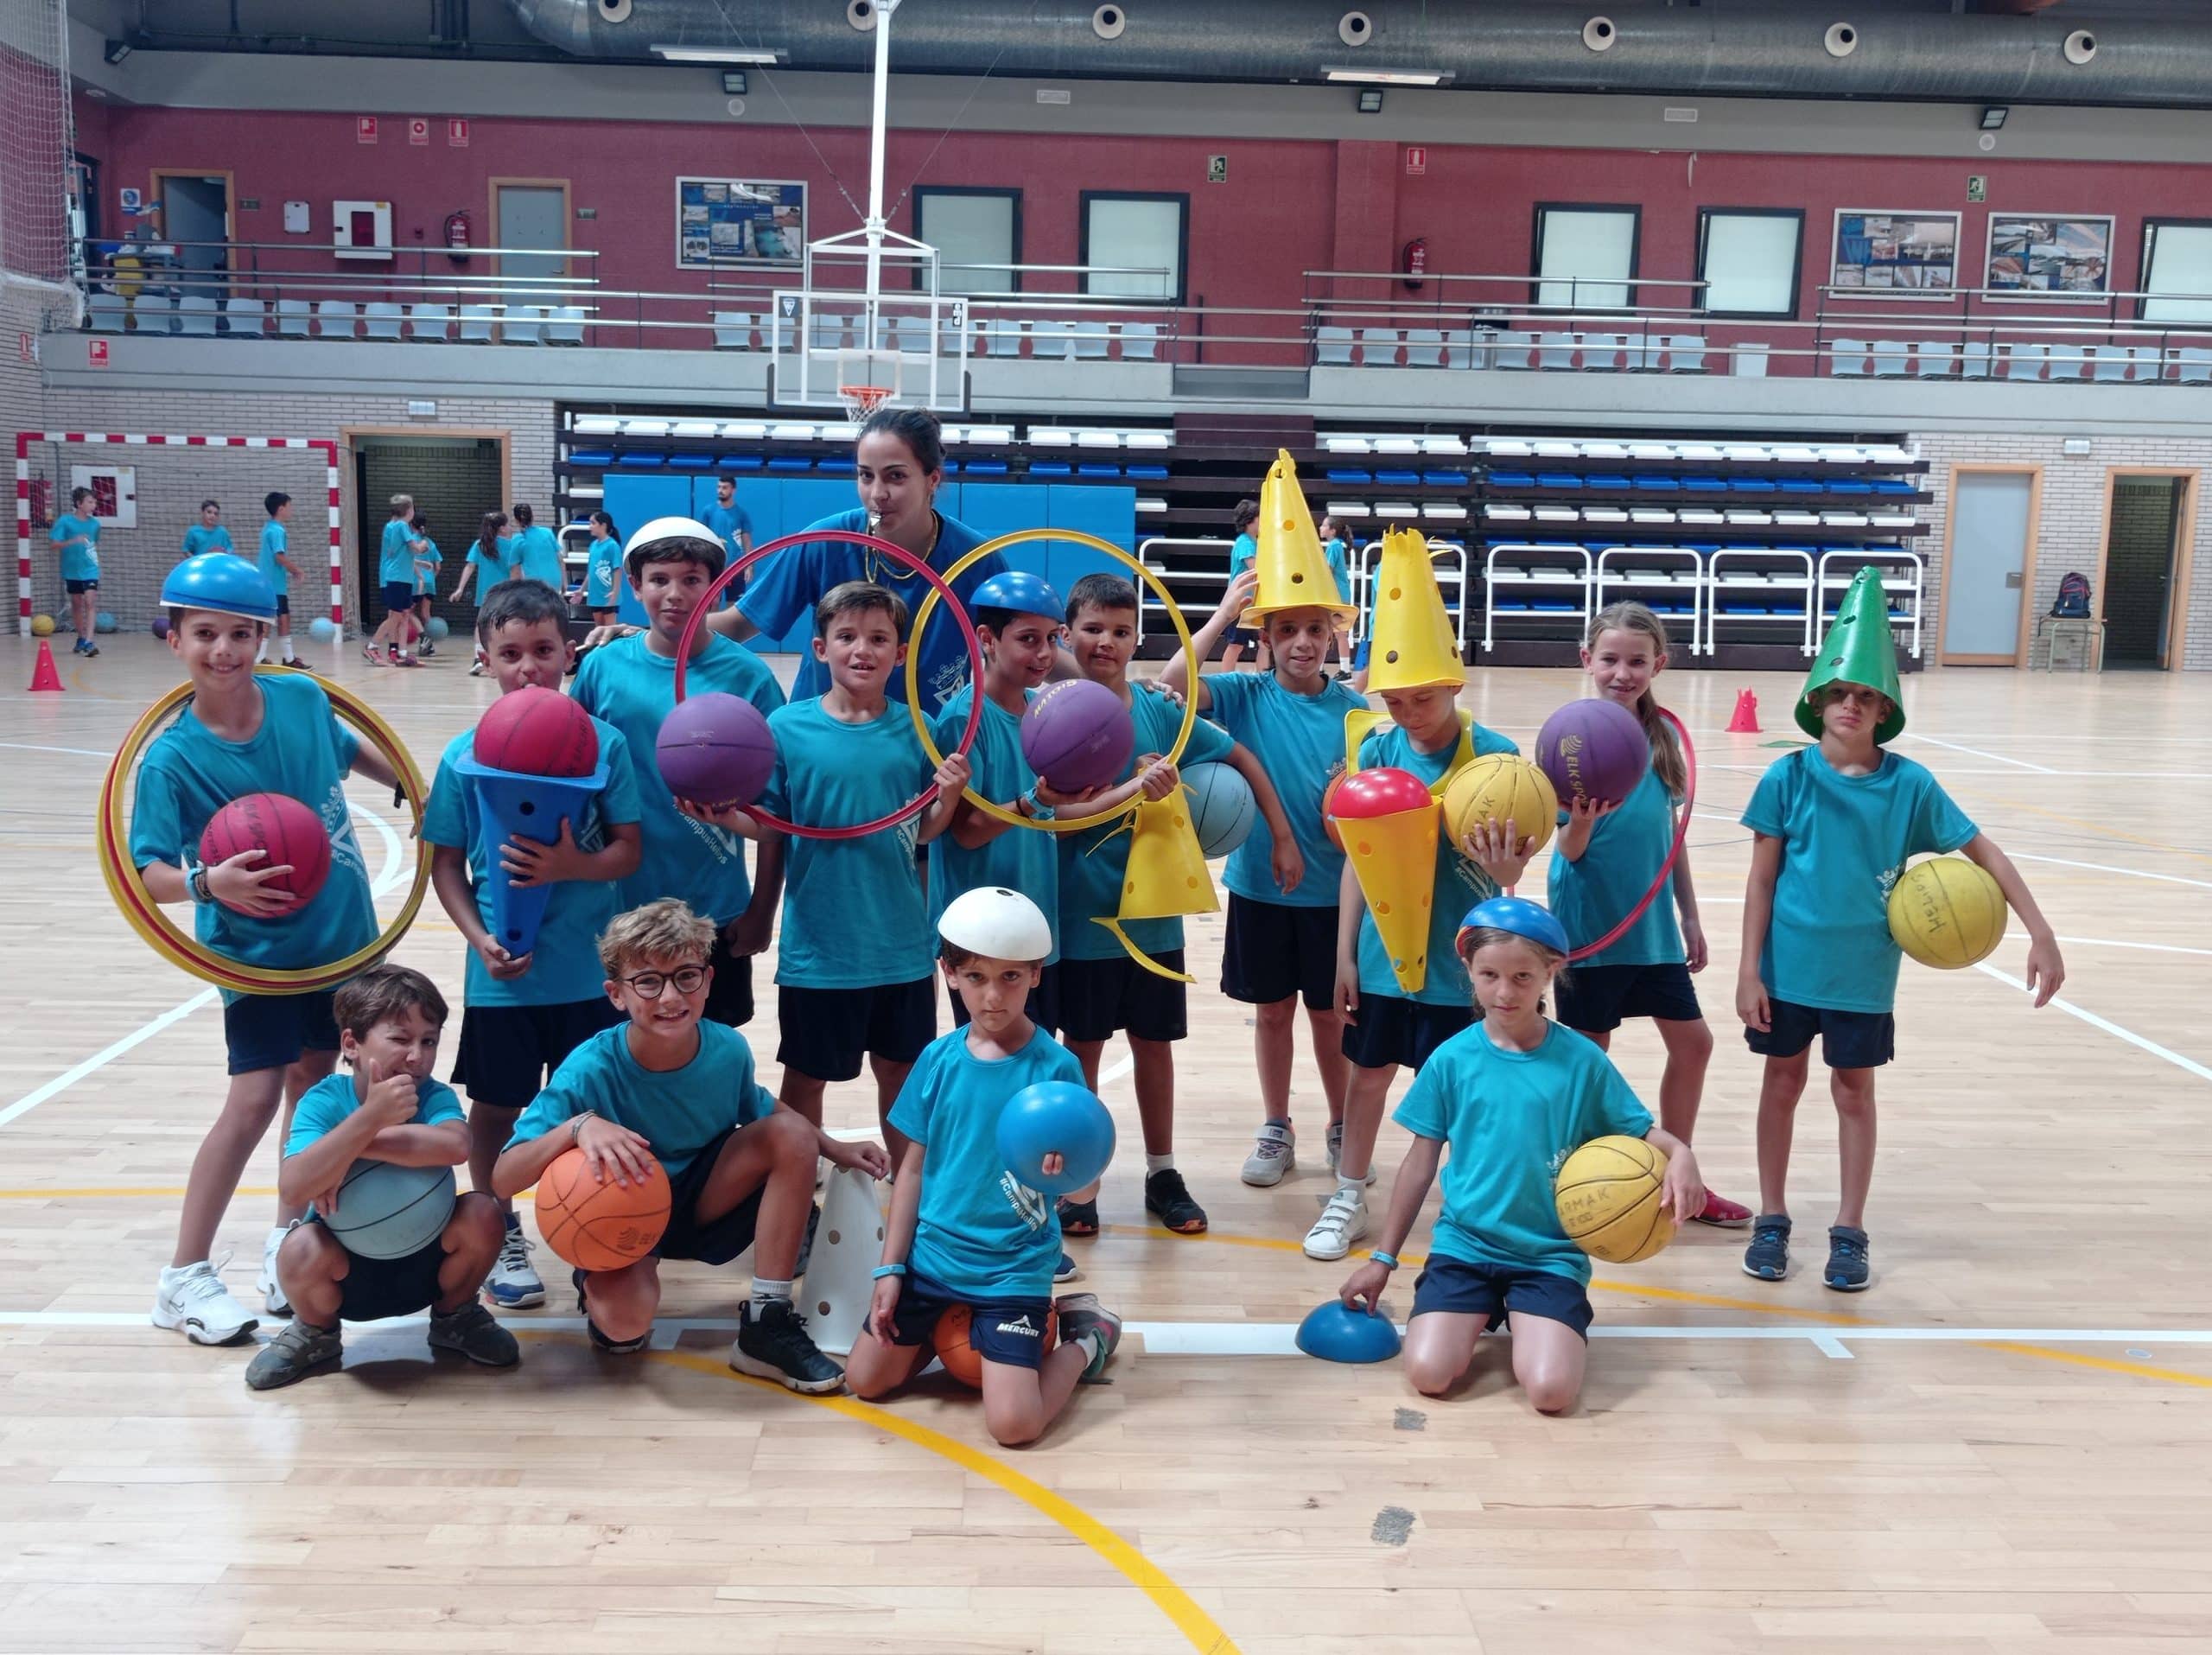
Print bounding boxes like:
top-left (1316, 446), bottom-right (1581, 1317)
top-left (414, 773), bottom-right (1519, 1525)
top-left (645, 1347), bottom-right (1241, 1655)
top-left (1967, 790), bottom-right (2212, 868)
top-left (1974, 1340), bottom-right (2212, 1390)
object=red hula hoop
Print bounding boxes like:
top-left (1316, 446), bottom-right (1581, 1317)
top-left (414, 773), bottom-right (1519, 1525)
top-left (671, 527), bottom-right (986, 842)
top-left (1562, 707), bottom-right (1697, 964)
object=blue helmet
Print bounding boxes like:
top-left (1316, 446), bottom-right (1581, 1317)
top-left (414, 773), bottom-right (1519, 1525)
top-left (161, 552), bottom-right (277, 622)
top-left (1455, 895), bottom-right (1571, 959)
top-left (972, 570), bottom-right (1066, 625)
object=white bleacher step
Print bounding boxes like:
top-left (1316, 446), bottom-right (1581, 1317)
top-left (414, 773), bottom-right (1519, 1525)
top-left (1725, 509), bottom-right (1774, 525)
top-left (1866, 445), bottom-right (1916, 466)
top-left (1721, 443), bottom-right (1771, 462)
top-left (1484, 438), bottom-right (1534, 457)
top-left (1627, 442), bottom-right (1676, 461)
top-left (1374, 500), bottom-right (1420, 519)
top-left (1075, 430), bottom-right (1122, 449)
top-left (1484, 504), bottom-right (1533, 520)
top-left (1327, 500), bottom-right (1372, 519)
top-left (1580, 442), bottom-right (1628, 461)
top-left (670, 420), bottom-right (719, 440)
top-left (568, 482), bottom-right (604, 500)
top-left (1374, 436), bottom-right (1420, 455)
top-left (770, 423), bottom-right (817, 442)
top-left (1678, 444), bottom-right (1726, 463)
top-left (1135, 497), bottom-right (1167, 514)
top-left (572, 415), bottom-right (622, 436)
top-left (1126, 431), bottom-right (1173, 450)
top-left (1775, 511), bottom-right (1822, 526)
top-left (1630, 508), bottom-right (1676, 524)
top-left (1419, 436), bottom-right (1467, 455)
top-left (1532, 440), bottom-right (1580, 459)
top-left (1030, 428), bottom-right (1075, 448)
top-left (1533, 505), bottom-right (1580, 522)
top-left (1583, 506), bottom-right (1628, 523)
top-left (621, 417), bottom-right (671, 436)
top-left (1822, 512), bottom-right (1871, 527)
top-left (967, 425), bottom-right (1014, 444)
top-left (820, 423), bottom-right (861, 443)
top-left (721, 420), bottom-right (767, 440)
top-left (1421, 504), bottom-right (1468, 521)
top-left (1680, 508), bottom-right (1726, 524)
top-left (1870, 512), bottom-right (1919, 527)
top-left (1774, 445), bottom-right (1821, 464)
top-left (1325, 436), bottom-right (1373, 454)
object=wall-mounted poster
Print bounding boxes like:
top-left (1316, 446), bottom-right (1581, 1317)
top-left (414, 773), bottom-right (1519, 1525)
top-left (1830, 209), bottom-right (1960, 297)
top-left (676, 177), bottom-right (805, 270)
top-left (1985, 213), bottom-right (2113, 298)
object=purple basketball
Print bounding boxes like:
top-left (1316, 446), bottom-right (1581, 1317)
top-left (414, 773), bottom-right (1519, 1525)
top-left (1020, 679), bottom-right (1136, 794)
top-left (656, 693), bottom-right (777, 809)
top-left (1534, 698), bottom-right (1651, 808)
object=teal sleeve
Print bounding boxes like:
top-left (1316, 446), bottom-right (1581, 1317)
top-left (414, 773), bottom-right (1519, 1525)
top-left (1916, 776), bottom-right (1978, 856)
top-left (421, 752), bottom-right (469, 850)
top-left (599, 729), bottom-right (645, 825)
top-left (1741, 761), bottom-right (1789, 837)
top-left (1389, 1053), bottom-right (1451, 1142)
top-left (418, 1080), bottom-right (467, 1129)
top-left (129, 754), bottom-right (188, 870)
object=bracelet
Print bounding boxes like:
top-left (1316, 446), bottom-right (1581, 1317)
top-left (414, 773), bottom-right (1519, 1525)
top-left (1369, 1251), bottom-right (1401, 1269)
top-left (187, 861), bottom-right (213, 905)
top-left (871, 1263), bottom-right (908, 1279)
top-left (569, 1111), bottom-right (594, 1144)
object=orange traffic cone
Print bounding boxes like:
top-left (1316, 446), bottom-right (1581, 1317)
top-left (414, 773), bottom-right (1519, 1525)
top-left (1726, 688), bottom-right (1760, 733)
top-left (28, 640), bottom-right (64, 692)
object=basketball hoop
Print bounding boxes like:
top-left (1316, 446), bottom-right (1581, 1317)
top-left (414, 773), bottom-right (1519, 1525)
top-left (839, 384), bottom-right (893, 423)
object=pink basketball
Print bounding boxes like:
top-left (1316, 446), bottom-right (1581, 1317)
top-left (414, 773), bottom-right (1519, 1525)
top-left (1020, 679), bottom-right (1135, 794)
top-left (657, 693), bottom-right (777, 809)
top-left (1534, 698), bottom-right (1651, 808)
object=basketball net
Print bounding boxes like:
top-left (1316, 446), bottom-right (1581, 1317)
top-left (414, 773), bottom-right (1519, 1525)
top-left (839, 383), bottom-right (893, 423)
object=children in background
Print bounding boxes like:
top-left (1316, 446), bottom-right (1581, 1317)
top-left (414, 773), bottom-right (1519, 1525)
top-left (1738, 572), bottom-right (2063, 1291)
top-left (49, 486), bottom-right (101, 657)
top-left (132, 552), bottom-right (391, 1344)
top-left (702, 582), bottom-right (970, 1149)
top-left (583, 509), bottom-right (624, 625)
top-left (424, 579), bottom-right (644, 1308)
top-left (845, 888), bottom-right (1125, 1445)
top-left (367, 493), bottom-right (424, 666)
top-left (181, 499), bottom-right (234, 561)
top-left (506, 502), bottom-right (564, 589)
top-left (1314, 514), bottom-right (1357, 674)
top-left (1162, 566), bottom-right (1362, 1199)
top-left (1052, 572), bottom-right (1298, 1238)
top-left (1549, 602), bottom-right (1747, 1225)
top-left (571, 518), bottom-right (787, 1031)
top-left (410, 514), bottom-right (442, 655)
top-left (493, 899), bottom-right (880, 1385)
top-left (245, 965), bottom-right (519, 1391)
top-left (1217, 497), bottom-right (1267, 672)
top-left (703, 475), bottom-right (753, 590)
top-left (453, 510), bottom-right (510, 677)
top-left (1340, 899), bottom-right (1701, 1413)
top-left (255, 493), bottom-right (301, 666)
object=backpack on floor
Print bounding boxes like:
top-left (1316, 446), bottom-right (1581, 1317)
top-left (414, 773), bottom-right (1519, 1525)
top-left (2051, 571), bottom-right (2092, 618)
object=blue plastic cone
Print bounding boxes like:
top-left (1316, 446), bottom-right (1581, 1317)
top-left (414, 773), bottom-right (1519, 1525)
top-left (454, 754), bottom-right (609, 959)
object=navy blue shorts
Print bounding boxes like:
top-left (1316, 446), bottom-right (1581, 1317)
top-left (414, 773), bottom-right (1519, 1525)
top-left (706, 926), bottom-right (756, 1028)
top-left (223, 986), bottom-right (340, 1075)
top-left (949, 961), bottom-right (1061, 1039)
top-left (776, 977), bottom-right (936, 1082)
top-left (381, 581), bottom-right (416, 616)
top-left (306, 1220), bottom-right (448, 1323)
top-left (1745, 994), bottom-right (1895, 1069)
top-left (273, 594), bottom-right (290, 618)
top-left (1341, 993), bottom-right (1471, 1073)
top-left (1224, 626), bottom-right (1262, 652)
top-left (1555, 961), bottom-right (1701, 1034)
top-left (450, 996), bottom-right (624, 1110)
top-left (1410, 1252), bottom-right (1594, 1339)
top-left (1221, 894), bottom-right (1338, 1010)
top-left (887, 1270), bottom-right (1053, 1372)
top-left (1056, 950), bottom-right (1187, 1044)
top-left (65, 576), bottom-right (98, 595)
top-left (654, 1125), bottom-right (766, 1266)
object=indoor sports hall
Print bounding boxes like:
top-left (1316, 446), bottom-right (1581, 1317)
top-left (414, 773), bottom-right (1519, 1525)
top-left (4, 4), bottom-right (2211, 1652)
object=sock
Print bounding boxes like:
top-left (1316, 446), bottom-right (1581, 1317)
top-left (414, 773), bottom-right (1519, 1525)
top-left (1338, 1174), bottom-right (1367, 1199)
top-left (750, 1276), bottom-right (793, 1308)
top-left (1071, 1327), bottom-right (1108, 1374)
top-left (281, 640), bottom-right (297, 662)
top-left (1145, 1153), bottom-right (1174, 1175)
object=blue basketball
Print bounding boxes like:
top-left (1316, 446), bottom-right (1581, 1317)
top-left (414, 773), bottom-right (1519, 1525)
top-left (426, 615), bottom-right (450, 640)
top-left (995, 1081), bottom-right (1115, 1197)
top-left (1295, 1300), bottom-right (1403, 1365)
top-left (1183, 761), bottom-right (1256, 859)
top-left (308, 616), bottom-right (339, 642)
top-left (321, 1159), bottom-right (456, 1260)
top-left (94, 610), bottom-right (117, 633)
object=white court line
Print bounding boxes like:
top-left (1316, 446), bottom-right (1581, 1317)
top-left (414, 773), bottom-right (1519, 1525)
top-left (0, 741), bottom-right (111, 759)
top-left (1904, 733), bottom-right (2056, 773)
top-left (2010, 852), bottom-right (2212, 891)
top-left (0, 805), bottom-right (411, 1130)
top-left (1975, 962), bottom-right (2212, 1084)
top-left (1100, 1053), bottom-right (1135, 1086)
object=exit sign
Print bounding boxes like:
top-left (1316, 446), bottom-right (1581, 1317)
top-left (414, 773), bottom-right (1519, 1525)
top-left (1405, 146), bottom-right (1427, 175)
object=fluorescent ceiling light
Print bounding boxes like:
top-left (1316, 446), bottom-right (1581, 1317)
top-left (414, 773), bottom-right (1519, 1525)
top-left (651, 45), bottom-right (783, 64)
top-left (1323, 66), bottom-right (1452, 86)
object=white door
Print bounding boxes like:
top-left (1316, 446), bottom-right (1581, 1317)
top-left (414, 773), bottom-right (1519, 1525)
top-left (495, 184), bottom-right (568, 284)
top-left (1942, 471), bottom-right (2034, 663)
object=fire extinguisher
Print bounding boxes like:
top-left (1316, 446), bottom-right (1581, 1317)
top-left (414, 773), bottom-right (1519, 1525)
top-left (1401, 236), bottom-right (1427, 294)
top-left (443, 209), bottom-right (472, 265)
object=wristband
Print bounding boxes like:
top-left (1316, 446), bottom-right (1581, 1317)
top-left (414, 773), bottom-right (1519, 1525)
top-left (871, 1263), bottom-right (908, 1279)
top-left (1369, 1251), bottom-right (1401, 1269)
top-left (569, 1111), bottom-right (594, 1144)
top-left (1020, 786), bottom-right (1054, 822)
top-left (187, 861), bottom-right (213, 905)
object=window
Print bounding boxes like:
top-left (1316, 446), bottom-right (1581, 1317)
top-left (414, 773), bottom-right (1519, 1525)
top-left (1079, 192), bottom-right (1186, 305)
top-left (1696, 208), bottom-right (1804, 318)
top-left (2141, 219), bottom-right (2212, 323)
top-left (1532, 204), bottom-right (1640, 309)
top-left (915, 188), bottom-right (1020, 296)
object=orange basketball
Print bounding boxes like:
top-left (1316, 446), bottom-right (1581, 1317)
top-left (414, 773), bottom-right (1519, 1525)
top-left (533, 1146), bottom-right (671, 1271)
top-left (1321, 772), bottom-right (1347, 850)
top-left (931, 1302), bottom-right (1058, 1389)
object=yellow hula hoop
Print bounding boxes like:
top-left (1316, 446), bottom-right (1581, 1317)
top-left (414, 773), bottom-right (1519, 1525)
top-left (904, 530), bottom-right (1200, 834)
top-left (97, 666), bottom-right (434, 995)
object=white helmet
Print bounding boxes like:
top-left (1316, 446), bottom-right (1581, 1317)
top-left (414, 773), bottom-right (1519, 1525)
top-left (938, 886), bottom-right (1052, 961)
top-left (623, 516), bottom-right (726, 561)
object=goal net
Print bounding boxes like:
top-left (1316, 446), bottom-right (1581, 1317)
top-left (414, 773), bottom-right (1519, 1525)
top-left (0, 0), bottom-right (76, 297)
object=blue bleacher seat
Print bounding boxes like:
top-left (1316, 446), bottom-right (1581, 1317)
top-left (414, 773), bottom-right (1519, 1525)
top-left (1422, 470), bottom-right (1470, 487)
top-left (617, 452), bottom-right (669, 468)
top-left (1682, 476), bottom-right (1727, 493)
top-left (1534, 602), bottom-right (1577, 613)
top-left (1730, 478), bottom-right (1777, 493)
top-left (1489, 470), bottom-right (1536, 487)
top-left (668, 454), bottom-right (714, 469)
top-left (768, 456), bottom-right (812, 471)
top-left (1631, 475), bottom-right (1680, 492)
top-left (567, 449), bottom-right (615, 468)
top-left (727, 455), bottom-right (764, 470)
top-left (1030, 460), bottom-right (1072, 477)
top-left (941, 461), bottom-right (960, 474)
top-left (1127, 463), bottom-right (1169, 481)
top-left (1077, 463), bottom-right (1121, 478)
top-left (1376, 468), bottom-right (1421, 486)
top-left (817, 458), bottom-right (855, 474)
top-left (1872, 479), bottom-right (1916, 496)
top-left (1778, 478), bottom-right (1821, 495)
top-left (1831, 479), bottom-right (1874, 495)
top-left (1535, 473), bottom-right (1582, 489)
top-left (965, 459), bottom-right (1009, 475)
top-left (1326, 468), bottom-right (1373, 484)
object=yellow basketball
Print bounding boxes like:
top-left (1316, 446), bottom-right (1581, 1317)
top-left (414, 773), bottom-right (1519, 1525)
top-left (1442, 754), bottom-right (1559, 857)
top-left (29, 614), bottom-right (54, 637)
top-left (1554, 1134), bottom-right (1675, 1264)
top-left (1888, 855), bottom-right (2006, 970)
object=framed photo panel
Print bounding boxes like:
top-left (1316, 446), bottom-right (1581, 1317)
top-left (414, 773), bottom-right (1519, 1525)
top-left (676, 177), bottom-right (805, 270)
top-left (1985, 213), bottom-right (2113, 298)
top-left (1830, 210), bottom-right (1960, 298)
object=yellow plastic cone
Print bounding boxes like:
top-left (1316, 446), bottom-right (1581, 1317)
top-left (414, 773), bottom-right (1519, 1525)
top-left (1091, 786), bottom-right (1218, 983)
top-left (1330, 766), bottom-right (1441, 994)
top-left (1245, 449), bottom-right (1357, 628)
top-left (1362, 526), bottom-right (1465, 695)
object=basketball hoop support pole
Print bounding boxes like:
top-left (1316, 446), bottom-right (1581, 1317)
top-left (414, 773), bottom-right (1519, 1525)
top-left (861, 0), bottom-right (902, 340)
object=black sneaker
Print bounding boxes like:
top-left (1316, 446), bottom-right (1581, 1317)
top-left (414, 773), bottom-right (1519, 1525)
top-left (1054, 1251), bottom-right (1081, 1286)
top-left (244, 1320), bottom-right (342, 1391)
top-left (1824, 1225), bottom-right (1872, 1292)
top-left (1143, 1168), bottom-right (1208, 1234)
top-left (428, 1301), bottom-right (522, 1368)
top-left (730, 1299), bottom-right (845, 1394)
top-left (1056, 1196), bottom-right (1099, 1238)
top-left (575, 1266), bottom-right (647, 1354)
top-left (1742, 1213), bottom-right (1792, 1281)
top-left (1055, 1292), bottom-right (1122, 1383)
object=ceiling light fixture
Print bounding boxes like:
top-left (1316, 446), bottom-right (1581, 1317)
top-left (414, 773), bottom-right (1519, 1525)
top-left (650, 45), bottom-right (784, 64)
top-left (1323, 65), bottom-right (1452, 86)
top-left (1980, 105), bottom-right (2009, 130)
top-left (1357, 88), bottom-right (1384, 113)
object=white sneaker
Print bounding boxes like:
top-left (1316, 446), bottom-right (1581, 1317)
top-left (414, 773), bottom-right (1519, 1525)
top-left (1239, 1120), bottom-right (1297, 1187)
top-left (1303, 1187), bottom-right (1370, 1262)
top-left (486, 1215), bottom-right (546, 1308)
top-left (257, 1225), bottom-right (292, 1319)
top-left (1325, 1123), bottom-right (1376, 1187)
top-left (152, 1254), bottom-right (259, 1346)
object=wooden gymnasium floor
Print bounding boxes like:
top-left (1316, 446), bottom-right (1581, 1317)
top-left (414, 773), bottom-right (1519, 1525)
top-left (3, 641), bottom-right (2209, 1655)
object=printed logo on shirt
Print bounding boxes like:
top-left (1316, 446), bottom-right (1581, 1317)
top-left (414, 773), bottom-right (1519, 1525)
top-left (925, 655), bottom-right (970, 714)
top-left (1877, 862), bottom-right (1904, 901)
top-left (994, 1313), bottom-right (1043, 1339)
top-left (1001, 1173), bottom-right (1052, 1232)
top-left (321, 781), bottom-right (370, 882)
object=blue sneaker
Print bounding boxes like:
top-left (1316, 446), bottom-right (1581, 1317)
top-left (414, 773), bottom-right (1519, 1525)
top-left (1742, 1213), bottom-right (1792, 1281)
top-left (1824, 1225), bottom-right (1872, 1292)
top-left (486, 1213), bottom-right (545, 1308)
top-left (1054, 1251), bottom-right (1081, 1286)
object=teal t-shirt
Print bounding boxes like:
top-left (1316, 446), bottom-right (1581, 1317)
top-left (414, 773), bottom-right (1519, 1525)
top-left (378, 519), bottom-right (419, 586)
top-left (703, 500), bottom-right (753, 555)
top-left (416, 536), bottom-right (442, 595)
top-left (1057, 681), bottom-right (1234, 963)
top-left (1353, 721), bottom-right (1518, 1008)
top-left (927, 684), bottom-right (1060, 965)
top-left (1546, 764), bottom-right (1684, 971)
top-left (51, 512), bottom-right (99, 582)
top-left (286, 1070), bottom-right (464, 1156)
top-left (127, 672), bottom-right (378, 1005)
top-left (887, 1026), bottom-right (1085, 1301)
top-left (512, 524), bottom-right (564, 588)
top-left (571, 633), bottom-right (786, 924)
top-left (422, 716), bottom-right (644, 1007)
top-left (1323, 537), bottom-right (1354, 603)
top-left (758, 697), bottom-right (937, 990)
top-left (468, 539), bottom-right (507, 584)
top-left (585, 536), bottom-right (623, 608)
top-left (1394, 1021), bottom-right (1654, 1286)
top-left (1230, 532), bottom-right (1257, 576)
top-left (256, 520), bottom-right (289, 597)
top-left (1199, 671), bottom-right (1362, 908)
top-left (182, 524), bottom-right (234, 560)
top-left (507, 1021), bottom-right (775, 1178)
top-left (1741, 746), bottom-right (1977, 1015)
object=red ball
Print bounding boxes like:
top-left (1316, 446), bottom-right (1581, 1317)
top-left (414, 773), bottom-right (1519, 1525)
top-left (657, 692), bottom-right (777, 809)
top-left (473, 685), bottom-right (600, 777)
top-left (1329, 765), bottom-right (1435, 820)
top-left (1534, 698), bottom-right (1651, 808)
top-left (1020, 679), bottom-right (1135, 794)
top-left (198, 792), bottom-right (333, 914)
